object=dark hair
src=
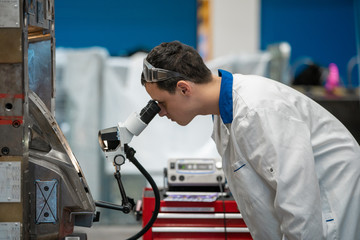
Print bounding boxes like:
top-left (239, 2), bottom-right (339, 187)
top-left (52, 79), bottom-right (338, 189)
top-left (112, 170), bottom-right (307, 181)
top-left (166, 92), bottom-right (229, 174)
top-left (141, 41), bottom-right (212, 93)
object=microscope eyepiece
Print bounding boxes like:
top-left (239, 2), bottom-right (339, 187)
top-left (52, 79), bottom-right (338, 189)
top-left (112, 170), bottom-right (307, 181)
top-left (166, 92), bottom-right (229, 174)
top-left (139, 100), bottom-right (160, 124)
top-left (98, 100), bottom-right (160, 154)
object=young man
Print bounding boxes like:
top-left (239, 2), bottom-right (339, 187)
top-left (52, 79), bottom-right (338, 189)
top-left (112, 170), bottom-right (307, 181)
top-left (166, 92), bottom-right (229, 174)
top-left (141, 41), bottom-right (360, 239)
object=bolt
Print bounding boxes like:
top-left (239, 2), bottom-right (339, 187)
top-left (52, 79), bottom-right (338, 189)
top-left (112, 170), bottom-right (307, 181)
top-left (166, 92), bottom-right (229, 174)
top-left (44, 186), bottom-right (49, 191)
top-left (44, 212), bottom-right (49, 217)
top-left (12, 120), bottom-right (21, 128)
top-left (1, 147), bottom-right (10, 155)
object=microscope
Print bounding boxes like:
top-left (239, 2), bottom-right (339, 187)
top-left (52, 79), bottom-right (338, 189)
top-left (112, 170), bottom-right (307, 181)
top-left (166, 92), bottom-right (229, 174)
top-left (98, 100), bottom-right (160, 169)
top-left (97, 100), bottom-right (161, 240)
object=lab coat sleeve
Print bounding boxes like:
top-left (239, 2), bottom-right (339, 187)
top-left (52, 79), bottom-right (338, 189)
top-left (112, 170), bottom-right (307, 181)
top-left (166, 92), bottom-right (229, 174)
top-left (234, 109), bottom-right (323, 240)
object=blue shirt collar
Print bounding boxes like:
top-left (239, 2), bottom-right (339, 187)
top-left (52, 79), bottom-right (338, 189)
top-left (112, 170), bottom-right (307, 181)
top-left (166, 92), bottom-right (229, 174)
top-left (218, 69), bottom-right (233, 124)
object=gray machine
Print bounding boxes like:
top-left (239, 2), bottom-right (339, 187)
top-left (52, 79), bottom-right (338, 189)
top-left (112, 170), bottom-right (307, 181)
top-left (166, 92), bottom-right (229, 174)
top-left (167, 158), bottom-right (225, 191)
top-left (0, 0), bottom-right (96, 239)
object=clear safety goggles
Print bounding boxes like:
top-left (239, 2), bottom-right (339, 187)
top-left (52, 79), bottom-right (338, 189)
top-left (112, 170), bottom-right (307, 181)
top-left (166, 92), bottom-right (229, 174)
top-left (142, 58), bottom-right (188, 82)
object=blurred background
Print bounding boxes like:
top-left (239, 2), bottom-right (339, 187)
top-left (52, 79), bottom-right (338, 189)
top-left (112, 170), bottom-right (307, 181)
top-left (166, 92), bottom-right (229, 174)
top-left (53, 0), bottom-right (360, 234)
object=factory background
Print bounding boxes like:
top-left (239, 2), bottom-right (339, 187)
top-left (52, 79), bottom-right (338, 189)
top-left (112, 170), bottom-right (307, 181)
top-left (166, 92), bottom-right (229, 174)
top-left (55, 0), bottom-right (357, 82)
top-left (50, 0), bottom-right (359, 236)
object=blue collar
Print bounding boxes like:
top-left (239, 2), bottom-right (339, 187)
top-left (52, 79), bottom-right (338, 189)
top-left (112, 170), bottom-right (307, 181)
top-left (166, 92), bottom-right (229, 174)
top-left (218, 69), bottom-right (233, 124)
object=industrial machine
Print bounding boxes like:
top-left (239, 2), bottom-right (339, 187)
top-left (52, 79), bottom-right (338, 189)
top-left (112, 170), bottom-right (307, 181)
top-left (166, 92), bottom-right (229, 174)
top-left (166, 158), bottom-right (225, 191)
top-left (0, 1), bottom-right (162, 239)
top-left (0, 0), bottom-right (96, 239)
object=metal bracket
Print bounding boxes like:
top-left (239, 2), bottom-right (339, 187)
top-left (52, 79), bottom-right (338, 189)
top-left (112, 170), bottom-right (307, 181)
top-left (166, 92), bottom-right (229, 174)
top-left (35, 180), bottom-right (57, 224)
top-left (36, 0), bottom-right (44, 24)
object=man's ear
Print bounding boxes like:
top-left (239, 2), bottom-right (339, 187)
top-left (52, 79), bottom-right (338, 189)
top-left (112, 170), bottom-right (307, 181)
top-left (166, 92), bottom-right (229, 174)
top-left (177, 80), bottom-right (191, 95)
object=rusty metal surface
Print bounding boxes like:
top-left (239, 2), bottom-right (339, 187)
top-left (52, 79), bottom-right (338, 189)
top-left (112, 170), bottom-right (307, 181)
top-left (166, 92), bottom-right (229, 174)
top-left (0, 29), bottom-right (22, 63)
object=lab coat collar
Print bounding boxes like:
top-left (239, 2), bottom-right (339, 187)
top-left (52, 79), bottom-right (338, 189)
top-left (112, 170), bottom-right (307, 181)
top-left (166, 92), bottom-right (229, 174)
top-left (218, 69), bottom-right (233, 124)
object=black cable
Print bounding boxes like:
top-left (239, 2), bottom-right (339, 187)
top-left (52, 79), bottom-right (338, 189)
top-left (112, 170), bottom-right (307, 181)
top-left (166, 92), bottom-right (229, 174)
top-left (95, 145), bottom-right (160, 240)
top-left (125, 145), bottom-right (160, 240)
top-left (217, 176), bottom-right (227, 240)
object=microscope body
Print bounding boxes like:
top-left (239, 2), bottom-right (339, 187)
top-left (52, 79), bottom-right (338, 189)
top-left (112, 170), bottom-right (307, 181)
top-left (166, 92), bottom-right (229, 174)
top-left (98, 100), bottom-right (160, 168)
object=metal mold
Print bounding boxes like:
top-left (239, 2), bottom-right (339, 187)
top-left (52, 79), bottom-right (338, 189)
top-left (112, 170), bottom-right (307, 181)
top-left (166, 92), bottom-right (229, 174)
top-left (28, 91), bottom-right (95, 233)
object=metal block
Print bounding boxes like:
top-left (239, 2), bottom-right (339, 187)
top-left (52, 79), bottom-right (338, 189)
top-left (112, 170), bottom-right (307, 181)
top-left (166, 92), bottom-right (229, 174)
top-left (36, 0), bottom-right (44, 24)
top-left (0, 31), bottom-right (22, 63)
top-left (0, 63), bottom-right (23, 96)
top-left (35, 180), bottom-right (57, 224)
top-left (45, 0), bottom-right (53, 20)
top-left (0, 63), bottom-right (25, 157)
top-left (0, 0), bottom-right (20, 28)
top-left (0, 64), bottom-right (24, 118)
top-left (27, 0), bottom-right (35, 15)
top-left (0, 124), bottom-right (24, 156)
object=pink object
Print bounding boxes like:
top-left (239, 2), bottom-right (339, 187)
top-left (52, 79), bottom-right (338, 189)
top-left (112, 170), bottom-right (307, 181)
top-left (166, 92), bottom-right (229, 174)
top-left (325, 63), bottom-right (339, 92)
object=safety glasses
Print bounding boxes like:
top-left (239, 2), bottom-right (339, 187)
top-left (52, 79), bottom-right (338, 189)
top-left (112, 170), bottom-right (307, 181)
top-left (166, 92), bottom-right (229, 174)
top-left (142, 58), bottom-right (188, 82)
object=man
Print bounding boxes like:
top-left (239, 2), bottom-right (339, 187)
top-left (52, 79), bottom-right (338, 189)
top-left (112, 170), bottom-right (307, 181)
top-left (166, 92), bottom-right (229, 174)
top-left (141, 41), bottom-right (360, 239)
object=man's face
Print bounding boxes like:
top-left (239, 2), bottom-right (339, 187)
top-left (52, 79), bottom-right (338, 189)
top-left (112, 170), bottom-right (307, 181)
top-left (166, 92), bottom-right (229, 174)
top-left (145, 82), bottom-right (195, 126)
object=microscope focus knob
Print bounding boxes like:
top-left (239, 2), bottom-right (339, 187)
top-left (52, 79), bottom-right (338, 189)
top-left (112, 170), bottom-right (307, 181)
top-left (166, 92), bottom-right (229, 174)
top-left (114, 155), bottom-right (126, 166)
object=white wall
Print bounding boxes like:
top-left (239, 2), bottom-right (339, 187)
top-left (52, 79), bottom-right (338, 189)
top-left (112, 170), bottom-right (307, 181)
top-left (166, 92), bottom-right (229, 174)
top-left (211, 0), bottom-right (260, 58)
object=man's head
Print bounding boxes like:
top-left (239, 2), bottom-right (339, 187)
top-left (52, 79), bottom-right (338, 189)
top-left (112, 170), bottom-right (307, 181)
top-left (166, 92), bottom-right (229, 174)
top-left (141, 41), bottom-right (212, 93)
top-left (140, 41), bottom-right (214, 126)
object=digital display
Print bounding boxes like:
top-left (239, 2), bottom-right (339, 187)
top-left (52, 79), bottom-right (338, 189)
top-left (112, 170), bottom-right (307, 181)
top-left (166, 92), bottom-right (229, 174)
top-left (178, 163), bottom-right (213, 171)
top-left (168, 159), bottom-right (224, 186)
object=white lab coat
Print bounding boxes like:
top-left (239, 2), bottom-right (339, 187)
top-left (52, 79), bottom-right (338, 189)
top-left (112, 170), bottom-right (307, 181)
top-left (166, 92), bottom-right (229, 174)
top-left (212, 73), bottom-right (360, 240)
